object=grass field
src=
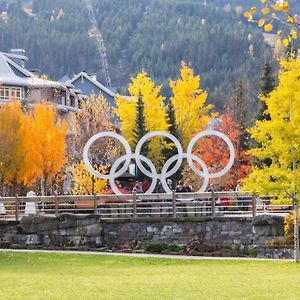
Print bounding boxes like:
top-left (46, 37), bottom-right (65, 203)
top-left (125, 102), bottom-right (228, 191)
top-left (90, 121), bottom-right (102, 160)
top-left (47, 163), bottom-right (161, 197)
top-left (1, 252), bottom-right (300, 300)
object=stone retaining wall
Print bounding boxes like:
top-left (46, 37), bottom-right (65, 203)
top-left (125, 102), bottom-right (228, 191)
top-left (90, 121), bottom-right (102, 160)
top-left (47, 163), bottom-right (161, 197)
top-left (256, 246), bottom-right (293, 259)
top-left (0, 214), bottom-right (285, 253)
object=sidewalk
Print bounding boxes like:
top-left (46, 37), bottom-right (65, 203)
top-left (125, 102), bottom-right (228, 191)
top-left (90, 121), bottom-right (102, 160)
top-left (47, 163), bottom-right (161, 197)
top-left (0, 248), bottom-right (293, 262)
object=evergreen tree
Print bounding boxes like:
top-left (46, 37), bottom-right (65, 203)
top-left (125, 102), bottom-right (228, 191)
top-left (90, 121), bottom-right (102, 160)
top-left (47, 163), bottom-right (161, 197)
top-left (230, 81), bottom-right (250, 165)
top-left (259, 63), bottom-right (276, 97)
top-left (162, 99), bottom-right (182, 182)
top-left (230, 81), bottom-right (249, 131)
top-left (132, 95), bottom-right (149, 179)
top-left (166, 99), bottom-right (179, 139)
top-left (257, 63), bottom-right (276, 121)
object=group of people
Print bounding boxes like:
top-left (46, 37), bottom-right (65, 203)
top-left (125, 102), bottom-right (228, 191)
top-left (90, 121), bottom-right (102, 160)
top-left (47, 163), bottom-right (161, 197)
top-left (132, 179), bottom-right (194, 194)
top-left (174, 181), bottom-right (194, 193)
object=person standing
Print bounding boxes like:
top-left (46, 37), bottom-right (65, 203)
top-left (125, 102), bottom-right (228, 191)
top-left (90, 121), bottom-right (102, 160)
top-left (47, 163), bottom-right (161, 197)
top-left (132, 181), bottom-right (144, 194)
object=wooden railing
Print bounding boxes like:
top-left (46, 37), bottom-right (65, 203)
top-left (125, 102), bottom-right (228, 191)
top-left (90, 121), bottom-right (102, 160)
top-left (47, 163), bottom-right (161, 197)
top-left (0, 192), bottom-right (293, 222)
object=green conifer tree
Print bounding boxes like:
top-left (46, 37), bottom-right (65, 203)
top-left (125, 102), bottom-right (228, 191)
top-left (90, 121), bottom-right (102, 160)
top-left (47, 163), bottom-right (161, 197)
top-left (259, 63), bottom-right (276, 97)
top-left (132, 95), bottom-right (149, 180)
top-left (162, 99), bottom-right (182, 184)
top-left (257, 63), bottom-right (276, 121)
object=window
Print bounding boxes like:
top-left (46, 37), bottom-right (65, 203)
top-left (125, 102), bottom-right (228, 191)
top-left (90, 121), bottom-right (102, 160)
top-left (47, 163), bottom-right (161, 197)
top-left (0, 86), bottom-right (24, 101)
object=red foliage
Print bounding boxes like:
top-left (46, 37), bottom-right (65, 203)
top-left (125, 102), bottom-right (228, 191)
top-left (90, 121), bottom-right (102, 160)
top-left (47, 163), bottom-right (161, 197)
top-left (194, 111), bottom-right (252, 190)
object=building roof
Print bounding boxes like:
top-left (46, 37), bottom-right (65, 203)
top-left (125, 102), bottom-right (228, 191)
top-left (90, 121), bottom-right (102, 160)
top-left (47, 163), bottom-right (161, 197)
top-left (0, 52), bottom-right (61, 88)
top-left (68, 72), bottom-right (117, 98)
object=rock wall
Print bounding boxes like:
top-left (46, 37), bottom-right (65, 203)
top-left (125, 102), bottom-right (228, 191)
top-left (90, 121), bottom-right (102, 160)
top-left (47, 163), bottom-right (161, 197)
top-left (256, 246), bottom-right (293, 259)
top-left (0, 214), bottom-right (285, 253)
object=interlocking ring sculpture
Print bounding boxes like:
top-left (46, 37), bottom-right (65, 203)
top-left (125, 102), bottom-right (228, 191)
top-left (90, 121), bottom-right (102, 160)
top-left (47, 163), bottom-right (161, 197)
top-left (83, 130), bottom-right (235, 194)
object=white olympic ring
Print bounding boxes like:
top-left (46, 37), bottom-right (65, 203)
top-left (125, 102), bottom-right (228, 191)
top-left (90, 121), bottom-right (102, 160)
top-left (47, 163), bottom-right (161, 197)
top-left (83, 132), bottom-right (131, 180)
top-left (135, 131), bottom-right (183, 178)
top-left (186, 130), bottom-right (235, 179)
top-left (83, 130), bottom-right (235, 194)
top-left (161, 153), bottom-right (209, 193)
top-left (109, 154), bottom-right (158, 194)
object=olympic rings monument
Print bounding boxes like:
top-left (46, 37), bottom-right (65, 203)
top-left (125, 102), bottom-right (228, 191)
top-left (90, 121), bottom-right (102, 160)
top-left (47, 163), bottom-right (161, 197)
top-left (83, 130), bottom-right (235, 195)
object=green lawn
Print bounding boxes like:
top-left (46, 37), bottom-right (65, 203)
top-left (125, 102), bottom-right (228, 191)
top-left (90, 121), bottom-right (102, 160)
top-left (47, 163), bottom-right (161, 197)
top-left (0, 252), bottom-right (300, 300)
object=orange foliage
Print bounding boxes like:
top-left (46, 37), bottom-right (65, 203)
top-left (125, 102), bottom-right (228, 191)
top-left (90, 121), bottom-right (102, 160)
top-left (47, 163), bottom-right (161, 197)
top-left (0, 101), bottom-right (41, 190)
top-left (31, 103), bottom-right (67, 195)
top-left (194, 112), bottom-right (252, 190)
top-left (0, 101), bottom-right (67, 195)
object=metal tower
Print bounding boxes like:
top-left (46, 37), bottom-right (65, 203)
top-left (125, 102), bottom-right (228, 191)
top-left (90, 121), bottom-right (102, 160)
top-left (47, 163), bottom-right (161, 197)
top-left (84, 0), bottom-right (111, 87)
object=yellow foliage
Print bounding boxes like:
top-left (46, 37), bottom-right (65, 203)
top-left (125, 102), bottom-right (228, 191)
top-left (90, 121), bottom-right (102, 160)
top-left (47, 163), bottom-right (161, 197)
top-left (258, 19), bottom-right (265, 27)
top-left (287, 16), bottom-right (295, 24)
top-left (243, 11), bottom-right (253, 21)
top-left (264, 23), bottom-right (273, 32)
top-left (272, 1), bottom-right (289, 13)
top-left (115, 95), bottom-right (136, 146)
top-left (250, 7), bottom-right (257, 14)
top-left (282, 38), bottom-right (290, 46)
top-left (261, 7), bottom-right (270, 15)
top-left (244, 1), bottom-right (298, 45)
top-left (242, 58), bottom-right (300, 199)
top-left (284, 210), bottom-right (300, 236)
top-left (31, 103), bottom-right (67, 194)
top-left (290, 30), bottom-right (298, 39)
top-left (170, 62), bottom-right (213, 148)
top-left (115, 72), bottom-right (168, 167)
top-left (71, 161), bottom-right (107, 195)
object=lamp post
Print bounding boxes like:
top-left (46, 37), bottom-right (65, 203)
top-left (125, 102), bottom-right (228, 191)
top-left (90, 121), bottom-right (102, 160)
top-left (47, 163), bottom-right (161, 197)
top-left (290, 86), bottom-right (299, 262)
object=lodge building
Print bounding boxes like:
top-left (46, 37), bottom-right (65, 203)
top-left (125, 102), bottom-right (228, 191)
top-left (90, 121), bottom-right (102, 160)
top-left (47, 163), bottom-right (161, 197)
top-left (0, 49), bottom-right (122, 121)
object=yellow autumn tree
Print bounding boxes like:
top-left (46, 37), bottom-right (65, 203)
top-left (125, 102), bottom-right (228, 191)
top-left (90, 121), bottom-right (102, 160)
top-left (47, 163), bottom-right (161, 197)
top-left (242, 58), bottom-right (300, 203)
top-left (115, 72), bottom-right (168, 167)
top-left (170, 62), bottom-right (213, 148)
top-left (71, 161), bottom-right (107, 195)
top-left (244, 1), bottom-right (299, 48)
top-left (0, 101), bottom-right (39, 194)
top-left (31, 103), bottom-right (67, 195)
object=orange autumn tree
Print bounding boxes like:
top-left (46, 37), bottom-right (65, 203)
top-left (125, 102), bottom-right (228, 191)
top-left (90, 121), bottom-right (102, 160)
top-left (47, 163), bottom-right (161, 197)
top-left (31, 103), bottom-right (67, 195)
top-left (186, 112), bottom-right (252, 191)
top-left (0, 101), bottom-right (39, 194)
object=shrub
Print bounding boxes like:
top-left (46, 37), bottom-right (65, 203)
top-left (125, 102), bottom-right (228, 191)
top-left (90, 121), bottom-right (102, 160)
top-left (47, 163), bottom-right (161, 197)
top-left (265, 236), bottom-right (293, 247)
top-left (144, 243), bottom-right (183, 253)
top-left (284, 209), bottom-right (300, 236)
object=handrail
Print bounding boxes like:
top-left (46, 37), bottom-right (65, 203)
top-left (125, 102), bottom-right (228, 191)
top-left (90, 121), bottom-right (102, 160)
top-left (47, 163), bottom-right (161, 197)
top-left (0, 191), bottom-right (255, 203)
top-left (0, 191), bottom-right (293, 222)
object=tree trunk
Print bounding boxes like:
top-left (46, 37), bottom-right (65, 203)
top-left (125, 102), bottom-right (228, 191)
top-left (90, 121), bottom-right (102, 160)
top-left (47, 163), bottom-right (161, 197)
top-left (294, 197), bottom-right (299, 262)
top-left (42, 174), bottom-right (48, 196)
top-left (0, 176), bottom-right (4, 196)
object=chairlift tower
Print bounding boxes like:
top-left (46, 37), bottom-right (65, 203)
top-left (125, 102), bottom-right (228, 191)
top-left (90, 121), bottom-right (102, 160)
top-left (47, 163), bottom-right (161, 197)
top-left (84, 0), bottom-right (111, 87)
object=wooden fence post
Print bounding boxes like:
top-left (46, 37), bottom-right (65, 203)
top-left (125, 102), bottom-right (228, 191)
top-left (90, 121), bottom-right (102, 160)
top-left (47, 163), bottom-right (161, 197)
top-left (172, 190), bottom-right (176, 218)
top-left (15, 194), bottom-right (19, 222)
top-left (133, 192), bottom-right (137, 219)
top-left (211, 190), bottom-right (215, 217)
top-left (93, 193), bottom-right (98, 215)
top-left (252, 193), bottom-right (257, 218)
top-left (55, 193), bottom-right (59, 217)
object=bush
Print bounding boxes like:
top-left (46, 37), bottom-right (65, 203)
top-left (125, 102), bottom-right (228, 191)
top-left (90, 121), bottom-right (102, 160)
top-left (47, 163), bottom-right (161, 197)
top-left (144, 243), bottom-right (183, 253)
top-left (284, 209), bottom-right (300, 236)
top-left (265, 236), bottom-right (293, 247)
top-left (220, 245), bottom-right (257, 257)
